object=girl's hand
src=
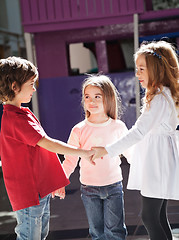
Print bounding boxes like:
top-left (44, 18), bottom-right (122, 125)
top-left (91, 147), bottom-right (108, 161)
top-left (52, 187), bottom-right (66, 199)
top-left (84, 149), bottom-right (96, 165)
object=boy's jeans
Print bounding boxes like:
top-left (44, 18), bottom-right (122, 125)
top-left (81, 181), bottom-right (127, 240)
top-left (15, 194), bottom-right (51, 240)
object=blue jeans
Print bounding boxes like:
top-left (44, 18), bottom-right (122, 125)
top-left (81, 181), bottom-right (127, 240)
top-left (15, 194), bottom-right (51, 240)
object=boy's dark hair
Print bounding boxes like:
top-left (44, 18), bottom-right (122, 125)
top-left (0, 56), bottom-right (38, 102)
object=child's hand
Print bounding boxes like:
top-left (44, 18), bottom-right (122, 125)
top-left (91, 147), bottom-right (108, 161)
top-left (78, 149), bottom-right (96, 165)
top-left (86, 149), bottom-right (96, 165)
top-left (52, 187), bottom-right (66, 199)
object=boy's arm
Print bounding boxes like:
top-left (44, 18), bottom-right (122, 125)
top-left (37, 136), bottom-right (95, 162)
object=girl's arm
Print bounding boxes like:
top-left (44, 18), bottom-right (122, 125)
top-left (63, 127), bottom-right (87, 178)
top-left (93, 93), bottom-right (169, 160)
top-left (37, 135), bottom-right (95, 163)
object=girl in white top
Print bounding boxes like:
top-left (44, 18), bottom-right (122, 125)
top-left (56, 75), bottom-right (130, 240)
top-left (92, 41), bottom-right (179, 240)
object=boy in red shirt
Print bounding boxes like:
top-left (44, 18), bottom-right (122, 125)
top-left (0, 56), bottom-right (94, 240)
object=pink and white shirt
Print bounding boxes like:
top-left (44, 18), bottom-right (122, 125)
top-left (63, 118), bottom-right (130, 186)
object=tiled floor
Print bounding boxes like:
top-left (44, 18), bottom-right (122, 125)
top-left (0, 159), bottom-right (179, 240)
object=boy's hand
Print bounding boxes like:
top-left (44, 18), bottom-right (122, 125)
top-left (85, 149), bottom-right (96, 165)
top-left (91, 147), bottom-right (108, 161)
top-left (52, 187), bottom-right (66, 199)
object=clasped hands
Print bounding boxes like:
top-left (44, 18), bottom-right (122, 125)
top-left (82, 146), bottom-right (108, 166)
top-left (52, 146), bottom-right (107, 199)
top-left (90, 146), bottom-right (108, 165)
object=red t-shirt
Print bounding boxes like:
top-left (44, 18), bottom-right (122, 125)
top-left (0, 104), bottom-right (70, 211)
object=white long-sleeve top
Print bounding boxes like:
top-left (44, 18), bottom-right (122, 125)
top-left (63, 118), bottom-right (130, 186)
top-left (106, 87), bottom-right (179, 200)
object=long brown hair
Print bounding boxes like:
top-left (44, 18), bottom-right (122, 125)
top-left (134, 41), bottom-right (179, 109)
top-left (82, 74), bottom-right (122, 119)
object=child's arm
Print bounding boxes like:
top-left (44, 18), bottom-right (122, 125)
top-left (37, 135), bottom-right (95, 163)
top-left (93, 93), bottom-right (169, 160)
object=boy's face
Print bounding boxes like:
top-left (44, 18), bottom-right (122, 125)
top-left (13, 77), bottom-right (36, 106)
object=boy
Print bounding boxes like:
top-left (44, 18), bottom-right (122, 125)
top-left (0, 56), bottom-right (94, 240)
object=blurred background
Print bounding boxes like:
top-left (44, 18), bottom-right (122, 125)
top-left (0, 0), bottom-right (179, 239)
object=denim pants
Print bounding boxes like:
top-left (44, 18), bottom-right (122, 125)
top-left (81, 181), bottom-right (127, 240)
top-left (15, 194), bottom-right (51, 240)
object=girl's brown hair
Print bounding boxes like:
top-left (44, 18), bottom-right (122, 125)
top-left (134, 41), bottom-right (179, 109)
top-left (82, 74), bottom-right (122, 119)
top-left (0, 56), bottom-right (38, 102)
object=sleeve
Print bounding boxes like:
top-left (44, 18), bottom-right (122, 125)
top-left (14, 114), bottom-right (46, 147)
top-left (62, 127), bottom-right (81, 178)
top-left (106, 94), bottom-right (167, 157)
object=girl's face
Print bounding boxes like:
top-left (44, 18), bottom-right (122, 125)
top-left (84, 85), bottom-right (106, 117)
top-left (135, 54), bottom-right (149, 89)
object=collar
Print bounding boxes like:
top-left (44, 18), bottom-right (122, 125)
top-left (85, 117), bottom-right (112, 127)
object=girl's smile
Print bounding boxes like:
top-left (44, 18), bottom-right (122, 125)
top-left (84, 85), bottom-right (108, 123)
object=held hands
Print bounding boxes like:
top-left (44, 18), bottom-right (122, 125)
top-left (84, 147), bottom-right (108, 164)
top-left (52, 187), bottom-right (66, 199)
top-left (91, 147), bottom-right (108, 162)
top-left (84, 149), bottom-right (96, 165)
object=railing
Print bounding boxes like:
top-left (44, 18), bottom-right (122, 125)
top-left (20, 0), bottom-right (144, 32)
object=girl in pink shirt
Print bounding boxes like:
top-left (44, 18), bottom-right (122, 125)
top-left (59, 74), bottom-right (130, 240)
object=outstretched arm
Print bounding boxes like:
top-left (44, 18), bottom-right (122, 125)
top-left (101, 93), bottom-right (169, 158)
top-left (37, 136), bottom-right (95, 164)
